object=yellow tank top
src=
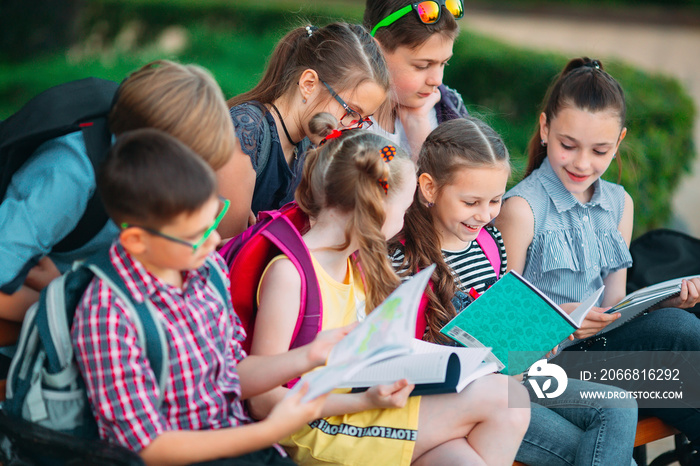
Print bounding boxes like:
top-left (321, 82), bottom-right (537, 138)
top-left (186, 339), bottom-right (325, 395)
top-left (258, 255), bottom-right (419, 466)
top-left (257, 254), bottom-right (366, 332)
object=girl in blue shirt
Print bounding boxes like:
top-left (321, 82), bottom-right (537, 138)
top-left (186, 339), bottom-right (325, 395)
top-left (497, 57), bottom-right (700, 457)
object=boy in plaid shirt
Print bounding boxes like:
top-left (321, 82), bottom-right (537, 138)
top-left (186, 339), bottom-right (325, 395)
top-left (72, 129), bottom-right (346, 465)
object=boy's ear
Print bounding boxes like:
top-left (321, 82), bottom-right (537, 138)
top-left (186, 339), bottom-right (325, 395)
top-left (298, 69), bottom-right (320, 103)
top-left (418, 173), bottom-right (437, 204)
top-left (119, 228), bottom-right (148, 256)
top-left (539, 112), bottom-right (549, 144)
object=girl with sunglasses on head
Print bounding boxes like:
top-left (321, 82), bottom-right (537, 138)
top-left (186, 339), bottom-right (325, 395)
top-left (364, 0), bottom-right (466, 159)
top-left (247, 113), bottom-right (531, 466)
top-left (364, 5), bottom-right (641, 462)
top-left (218, 22), bottom-right (389, 239)
top-left (496, 57), bottom-right (700, 462)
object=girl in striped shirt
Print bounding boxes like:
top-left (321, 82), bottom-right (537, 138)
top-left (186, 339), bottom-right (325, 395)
top-left (390, 116), bottom-right (638, 466)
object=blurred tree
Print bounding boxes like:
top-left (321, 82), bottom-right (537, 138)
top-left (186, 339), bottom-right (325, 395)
top-left (0, 0), bottom-right (84, 61)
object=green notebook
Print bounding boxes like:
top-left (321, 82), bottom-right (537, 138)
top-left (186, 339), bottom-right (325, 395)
top-left (441, 271), bottom-right (603, 375)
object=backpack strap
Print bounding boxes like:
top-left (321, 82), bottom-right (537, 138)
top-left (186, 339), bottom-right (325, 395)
top-left (475, 227), bottom-right (501, 278)
top-left (85, 251), bottom-right (170, 405)
top-left (262, 216), bottom-right (322, 349)
top-left (204, 255), bottom-right (229, 309)
top-left (53, 117), bottom-right (112, 253)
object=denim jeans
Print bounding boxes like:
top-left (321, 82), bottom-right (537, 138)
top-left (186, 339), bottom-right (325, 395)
top-left (515, 378), bottom-right (637, 466)
top-left (561, 307), bottom-right (700, 445)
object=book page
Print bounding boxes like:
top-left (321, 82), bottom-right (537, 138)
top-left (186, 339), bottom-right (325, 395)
top-left (340, 339), bottom-right (494, 390)
top-left (326, 264), bottom-right (435, 367)
top-left (410, 340), bottom-right (496, 392)
top-left (292, 265), bottom-right (435, 402)
top-left (588, 275), bottom-right (697, 337)
top-left (339, 352), bottom-right (452, 388)
top-left (567, 285), bottom-right (605, 327)
top-left (611, 281), bottom-right (687, 311)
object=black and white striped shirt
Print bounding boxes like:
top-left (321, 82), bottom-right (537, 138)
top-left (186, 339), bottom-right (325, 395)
top-left (391, 225), bottom-right (508, 294)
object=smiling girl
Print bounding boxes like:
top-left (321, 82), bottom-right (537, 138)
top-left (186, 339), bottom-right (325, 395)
top-left (496, 57), bottom-right (700, 457)
top-left (392, 117), bottom-right (638, 466)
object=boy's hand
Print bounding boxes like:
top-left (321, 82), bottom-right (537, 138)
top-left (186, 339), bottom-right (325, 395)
top-left (662, 277), bottom-right (700, 309)
top-left (364, 379), bottom-right (413, 409)
top-left (267, 383), bottom-right (327, 433)
top-left (571, 306), bottom-right (618, 340)
top-left (397, 89), bottom-right (442, 159)
top-left (247, 210), bottom-right (257, 227)
top-left (398, 88), bottom-right (442, 121)
top-left (24, 256), bottom-right (60, 292)
top-left (306, 323), bottom-right (357, 367)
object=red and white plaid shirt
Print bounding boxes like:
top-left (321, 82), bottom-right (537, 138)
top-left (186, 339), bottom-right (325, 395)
top-left (72, 242), bottom-right (253, 452)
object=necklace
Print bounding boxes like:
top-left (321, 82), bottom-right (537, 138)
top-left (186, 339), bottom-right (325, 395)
top-left (270, 103), bottom-right (299, 147)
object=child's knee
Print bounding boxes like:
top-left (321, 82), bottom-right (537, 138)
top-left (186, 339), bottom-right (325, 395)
top-left (466, 375), bottom-right (530, 429)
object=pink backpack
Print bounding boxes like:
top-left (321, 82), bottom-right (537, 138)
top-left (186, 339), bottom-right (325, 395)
top-left (414, 227), bottom-right (501, 338)
top-left (218, 202), bottom-right (321, 354)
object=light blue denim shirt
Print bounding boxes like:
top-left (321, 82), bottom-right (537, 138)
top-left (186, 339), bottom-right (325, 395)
top-left (504, 158), bottom-right (632, 306)
top-left (0, 131), bottom-right (118, 293)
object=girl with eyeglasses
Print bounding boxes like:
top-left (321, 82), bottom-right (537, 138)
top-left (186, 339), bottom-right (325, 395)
top-left (365, 2), bottom-right (640, 464)
top-left (218, 22), bottom-right (389, 239)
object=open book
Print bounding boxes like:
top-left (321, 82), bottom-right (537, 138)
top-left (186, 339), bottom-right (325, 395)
top-left (440, 271), bottom-right (604, 375)
top-left (600, 274), bottom-right (697, 334)
top-left (292, 265), bottom-right (497, 401)
top-left (347, 339), bottom-right (496, 396)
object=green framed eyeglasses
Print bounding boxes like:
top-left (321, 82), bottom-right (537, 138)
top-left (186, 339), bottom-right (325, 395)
top-left (121, 197), bottom-right (230, 252)
top-left (370, 0), bottom-right (464, 37)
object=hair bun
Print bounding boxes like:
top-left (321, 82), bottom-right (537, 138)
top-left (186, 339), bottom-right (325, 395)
top-left (354, 143), bottom-right (389, 183)
top-left (308, 112), bottom-right (339, 139)
top-left (565, 57), bottom-right (605, 76)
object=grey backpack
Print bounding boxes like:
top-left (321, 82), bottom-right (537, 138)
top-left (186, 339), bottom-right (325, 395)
top-left (3, 249), bottom-right (173, 439)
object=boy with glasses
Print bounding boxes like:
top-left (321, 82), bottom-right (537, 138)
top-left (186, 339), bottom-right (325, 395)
top-left (72, 129), bottom-right (348, 465)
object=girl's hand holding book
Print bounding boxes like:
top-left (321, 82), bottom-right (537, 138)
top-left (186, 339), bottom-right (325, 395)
top-left (662, 277), bottom-right (700, 310)
top-left (268, 382), bottom-right (329, 433)
top-left (570, 306), bottom-right (618, 340)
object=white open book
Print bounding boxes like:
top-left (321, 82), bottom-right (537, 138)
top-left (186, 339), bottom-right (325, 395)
top-left (599, 274), bottom-right (698, 334)
top-left (291, 265), bottom-right (497, 401)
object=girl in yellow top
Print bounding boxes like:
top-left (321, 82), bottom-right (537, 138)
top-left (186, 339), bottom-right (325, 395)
top-left (248, 113), bottom-right (530, 465)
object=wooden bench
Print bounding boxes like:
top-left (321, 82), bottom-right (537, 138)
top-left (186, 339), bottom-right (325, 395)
top-left (514, 416), bottom-right (684, 466)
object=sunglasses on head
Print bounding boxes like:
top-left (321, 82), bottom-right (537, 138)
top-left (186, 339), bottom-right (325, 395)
top-left (371, 0), bottom-right (464, 37)
top-left (121, 197), bottom-right (230, 252)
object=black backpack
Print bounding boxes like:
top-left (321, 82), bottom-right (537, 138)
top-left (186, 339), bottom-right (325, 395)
top-left (0, 78), bottom-right (119, 253)
top-left (627, 228), bottom-right (700, 313)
